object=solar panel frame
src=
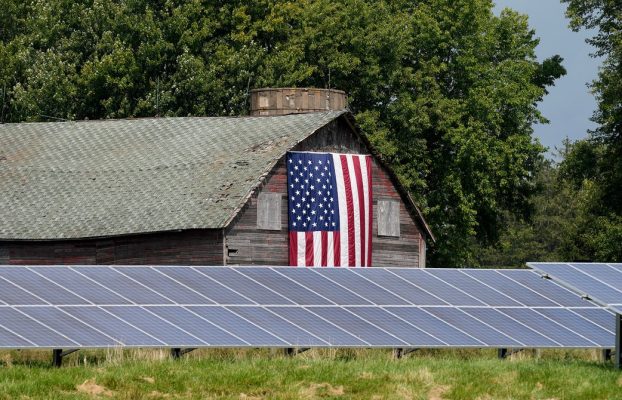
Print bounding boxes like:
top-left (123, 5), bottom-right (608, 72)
top-left (0, 265), bottom-right (616, 350)
top-left (528, 263), bottom-right (622, 314)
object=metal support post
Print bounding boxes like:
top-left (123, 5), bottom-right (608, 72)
top-left (498, 348), bottom-right (508, 359)
top-left (615, 314), bottom-right (621, 370)
top-left (602, 349), bottom-right (612, 362)
top-left (283, 347), bottom-right (310, 356)
top-left (393, 348), bottom-right (403, 359)
top-left (52, 349), bottom-right (79, 367)
top-left (52, 349), bottom-right (62, 367)
top-left (171, 348), bottom-right (196, 359)
top-left (394, 348), bottom-right (418, 359)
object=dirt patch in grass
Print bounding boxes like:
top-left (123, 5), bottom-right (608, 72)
top-left (142, 376), bottom-right (155, 384)
top-left (238, 393), bottom-right (265, 400)
top-left (147, 391), bottom-right (171, 399)
top-left (299, 382), bottom-right (344, 398)
top-left (618, 375), bottom-right (622, 387)
top-left (427, 384), bottom-right (449, 400)
top-left (76, 379), bottom-right (113, 397)
top-left (359, 371), bottom-right (374, 379)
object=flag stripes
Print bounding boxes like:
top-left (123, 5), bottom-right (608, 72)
top-left (287, 151), bottom-right (372, 267)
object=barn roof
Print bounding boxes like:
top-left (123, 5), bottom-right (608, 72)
top-left (0, 112), bottom-right (350, 240)
top-left (0, 111), bottom-right (434, 242)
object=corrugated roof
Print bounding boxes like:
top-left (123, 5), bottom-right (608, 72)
top-left (0, 111), bottom-right (345, 240)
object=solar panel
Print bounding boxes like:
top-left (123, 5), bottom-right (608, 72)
top-left (528, 263), bottom-right (622, 314)
top-left (0, 266), bottom-right (615, 350)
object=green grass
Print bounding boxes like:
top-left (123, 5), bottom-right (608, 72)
top-left (0, 349), bottom-right (620, 399)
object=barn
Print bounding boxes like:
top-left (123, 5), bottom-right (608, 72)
top-left (0, 88), bottom-right (433, 267)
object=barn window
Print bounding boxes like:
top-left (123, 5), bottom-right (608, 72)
top-left (377, 200), bottom-right (400, 237)
top-left (257, 192), bottom-right (282, 230)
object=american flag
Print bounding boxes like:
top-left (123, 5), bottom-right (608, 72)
top-left (287, 151), bottom-right (373, 267)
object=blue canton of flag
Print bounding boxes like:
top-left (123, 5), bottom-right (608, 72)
top-left (287, 152), bottom-right (340, 232)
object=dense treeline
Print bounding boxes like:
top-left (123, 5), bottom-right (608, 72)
top-left (477, 0), bottom-right (622, 265)
top-left (0, 0), bottom-right (567, 266)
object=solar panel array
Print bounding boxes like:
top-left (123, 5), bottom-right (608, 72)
top-left (528, 263), bottom-right (622, 314)
top-left (0, 266), bottom-right (614, 350)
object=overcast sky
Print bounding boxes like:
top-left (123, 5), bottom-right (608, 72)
top-left (493, 0), bottom-right (601, 157)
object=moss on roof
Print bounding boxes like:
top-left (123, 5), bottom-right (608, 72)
top-left (0, 112), bottom-right (345, 239)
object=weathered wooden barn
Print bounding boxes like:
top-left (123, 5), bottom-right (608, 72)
top-left (0, 89), bottom-right (433, 267)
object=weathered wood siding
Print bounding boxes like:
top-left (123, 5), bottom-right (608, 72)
top-left (225, 117), bottom-right (427, 267)
top-left (0, 230), bottom-right (224, 265)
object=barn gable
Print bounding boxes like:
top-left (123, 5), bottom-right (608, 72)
top-left (225, 115), bottom-right (433, 268)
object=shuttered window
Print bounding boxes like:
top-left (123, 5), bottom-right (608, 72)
top-left (377, 200), bottom-right (400, 237)
top-left (257, 192), bottom-right (282, 230)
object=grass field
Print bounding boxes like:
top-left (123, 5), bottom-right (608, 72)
top-left (0, 349), bottom-right (620, 399)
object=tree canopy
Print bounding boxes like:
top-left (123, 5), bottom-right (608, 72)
top-left (0, 0), bottom-right (565, 266)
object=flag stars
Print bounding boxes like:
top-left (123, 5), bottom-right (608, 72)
top-left (288, 153), bottom-right (342, 232)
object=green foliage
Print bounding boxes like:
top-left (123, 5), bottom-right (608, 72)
top-left (476, 160), bottom-right (585, 267)
top-left (537, 0), bottom-right (622, 262)
top-left (0, 0), bottom-right (564, 266)
top-left (563, 0), bottom-right (622, 214)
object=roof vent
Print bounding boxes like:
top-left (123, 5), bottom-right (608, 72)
top-left (250, 88), bottom-right (347, 116)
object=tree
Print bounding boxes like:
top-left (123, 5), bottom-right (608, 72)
top-left (0, 0), bottom-right (564, 266)
top-left (563, 0), bottom-right (622, 213)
